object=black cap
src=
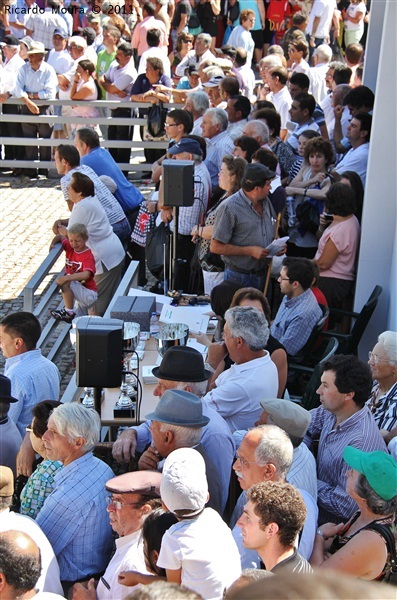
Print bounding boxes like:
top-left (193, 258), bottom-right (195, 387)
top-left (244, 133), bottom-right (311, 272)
top-left (0, 375), bottom-right (18, 403)
top-left (79, 27), bottom-right (96, 44)
top-left (243, 162), bottom-right (275, 183)
top-left (0, 34), bottom-right (19, 47)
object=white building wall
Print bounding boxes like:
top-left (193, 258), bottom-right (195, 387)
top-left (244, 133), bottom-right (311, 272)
top-left (354, 0), bottom-right (397, 356)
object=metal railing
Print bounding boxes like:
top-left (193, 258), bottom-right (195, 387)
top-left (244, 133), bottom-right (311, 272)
top-left (1, 98), bottom-right (182, 172)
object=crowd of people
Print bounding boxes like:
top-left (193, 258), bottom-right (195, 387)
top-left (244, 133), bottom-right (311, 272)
top-left (0, 306), bottom-right (396, 599)
top-left (1, 1), bottom-right (396, 599)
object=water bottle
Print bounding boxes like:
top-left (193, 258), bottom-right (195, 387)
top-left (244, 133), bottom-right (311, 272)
top-left (285, 196), bottom-right (296, 228)
top-left (150, 312), bottom-right (160, 336)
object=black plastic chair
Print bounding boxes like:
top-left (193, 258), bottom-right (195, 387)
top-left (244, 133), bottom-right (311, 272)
top-left (322, 285), bottom-right (382, 355)
top-left (288, 336), bottom-right (339, 410)
top-left (288, 303), bottom-right (330, 366)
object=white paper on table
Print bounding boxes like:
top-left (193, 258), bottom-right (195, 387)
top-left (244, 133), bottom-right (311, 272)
top-left (159, 304), bottom-right (210, 334)
top-left (128, 287), bottom-right (173, 313)
top-left (187, 338), bottom-right (208, 355)
top-left (266, 236), bottom-right (289, 258)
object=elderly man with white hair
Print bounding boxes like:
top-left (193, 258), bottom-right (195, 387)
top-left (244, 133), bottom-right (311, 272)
top-left (203, 306), bottom-right (279, 432)
top-left (184, 91), bottom-right (210, 135)
top-left (36, 403), bottom-right (113, 595)
top-left (242, 119), bottom-right (270, 148)
top-left (230, 425), bottom-right (318, 569)
top-left (309, 44), bottom-right (333, 104)
top-left (201, 107), bottom-right (234, 187)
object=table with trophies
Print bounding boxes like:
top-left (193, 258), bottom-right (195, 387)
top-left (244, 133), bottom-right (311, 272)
top-left (74, 305), bottom-right (212, 437)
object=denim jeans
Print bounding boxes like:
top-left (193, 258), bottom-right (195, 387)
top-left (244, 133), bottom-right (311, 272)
top-left (224, 268), bottom-right (266, 291)
top-left (112, 218), bottom-right (132, 251)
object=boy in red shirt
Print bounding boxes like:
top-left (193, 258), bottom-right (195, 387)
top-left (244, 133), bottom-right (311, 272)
top-left (50, 223), bottom-right (97, 323)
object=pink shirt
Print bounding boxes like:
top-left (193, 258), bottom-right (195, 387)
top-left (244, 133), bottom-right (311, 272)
top-left (315, 215), bottom-right (360, 280)
top-left (131, 16), bottom-right (168, 56)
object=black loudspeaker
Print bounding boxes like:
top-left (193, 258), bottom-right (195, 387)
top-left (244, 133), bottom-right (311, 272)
top-left (163, 159), bottom-right (194, 207)
top-left (76, 317), bottom-right (123, 388)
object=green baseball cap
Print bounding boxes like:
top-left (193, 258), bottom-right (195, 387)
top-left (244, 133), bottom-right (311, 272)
top-left (343, 446), bottom-right (397, 501)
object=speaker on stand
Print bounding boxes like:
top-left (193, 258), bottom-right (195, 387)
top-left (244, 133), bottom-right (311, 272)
top-left (162, 159), bottom-right (195, 291)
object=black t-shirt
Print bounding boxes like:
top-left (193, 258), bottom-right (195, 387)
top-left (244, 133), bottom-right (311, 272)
top-left (172, 0), bottom-right (191, 29)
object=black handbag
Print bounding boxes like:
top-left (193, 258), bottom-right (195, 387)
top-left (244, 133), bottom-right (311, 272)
top-left (295, 198), bottom-right (322, 235)
top-left (146, 221), bottom-right (170, 279)
top-left (188, 10), bottom-right (201, 29)
top-left (147, 102), bottom-right (167, 138)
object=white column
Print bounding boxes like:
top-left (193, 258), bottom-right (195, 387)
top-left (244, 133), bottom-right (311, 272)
top-left (355, 0), bottom-right (397, 356)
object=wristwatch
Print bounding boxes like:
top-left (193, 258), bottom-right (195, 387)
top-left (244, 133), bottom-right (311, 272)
top-left (316, 528), bottom-right (328, 540)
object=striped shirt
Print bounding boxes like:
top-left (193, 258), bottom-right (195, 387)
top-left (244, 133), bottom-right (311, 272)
top-left (366, 381), bottom-right (397, 432)
top-left (304, 405), bottom-right (387, 525)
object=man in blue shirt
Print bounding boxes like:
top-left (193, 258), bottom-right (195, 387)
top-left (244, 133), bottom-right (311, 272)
top-left (36, 403), bottom-right (114, 595)
top-left (271, 257), bottom-right (322, 356)
top-left (0, 312), bottom-right (60, 460)
top-left (74, 127), bottom-right (144, 230)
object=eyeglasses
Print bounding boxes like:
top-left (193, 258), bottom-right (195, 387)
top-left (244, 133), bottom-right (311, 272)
top-left (26, 426), bottom-right (33, 433)
top-left (165, 123), bottom-right (178, 128)
top-left (235, 454), bottom-right (256, 469)
top-left (278, 276), bottom-right (291, 282)
top-left (368, 352), bottom-right (392, 364)
top-left (106, 496), bottom-right (143, 510)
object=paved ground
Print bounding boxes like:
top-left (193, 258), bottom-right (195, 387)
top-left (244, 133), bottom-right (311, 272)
top-left (0, 170), bottom-right (153, 395)
top-left (0, 173), bottom-right (75, 393)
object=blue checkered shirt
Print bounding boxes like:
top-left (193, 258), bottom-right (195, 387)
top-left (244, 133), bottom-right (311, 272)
top-left (6, 350), bottom-right (60, 437)
top-left (36, 453), bottom-right (114, 582)
top-left (271, 289), bottom-right (322, 356)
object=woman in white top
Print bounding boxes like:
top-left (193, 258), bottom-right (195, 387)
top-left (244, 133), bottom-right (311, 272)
top-left (343, 0), bottom-right (366, 46)
top-left (55, 172), bottom-right (125, 315)
top-left (70, 59), bottom-right (100, 134)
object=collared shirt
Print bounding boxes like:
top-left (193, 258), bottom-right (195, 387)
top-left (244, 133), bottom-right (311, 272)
top-left (0, 509), bottom-right (63, 594)
top-left (304, 405), bottom-right (387, 524)
top-left (192, 115), bottom-right (203, 136)
top-left (204, 130), bottom-right (235, 188)
top-left (175, 48), bottom-right (213, 78)
top-left (81, 146), bottom-right (144, 212)
top-left (227, 25), bottom-right (254, 67)
top-left (267, 86), bottom-right (292, 130)
top-left (131, 15), bottom-right (168, 55)
top-left (13, 60), bottom-right (58, 100)
top-left (309, 63), bottom-right (329, 105)
top-left (334, 142), bottom-right (369, 186)
top-left (61, 165), bottom-right (126, 226)
top-left (20, 460), bottom-right (63, 519)
top-left (104, 58), bottom-right (137, 101)
top-left (212, 188), bottom-right (277, 274)
top-left (287, 443), bottom-right (318, 501)
top-left (36, 452), bottom-right (114, 582)
top-left (367, 381), bottom-right (397, 432)
top-left (286, 118), bottom-right (320, 153)
top-left (131, 402), bottom-right (235, 513)
top-left (8, 0), bottom-right (37, 38)
top-left (203, 353), bottom-right (278, 432)
top-left (25, 7), bottom-right (66, 49)
top-left (0, 51), bottom-right (25, 93)
top-left (97, 529), bottom-right (148, 600)
top-left (271, 290), bottom-right (323, 356)
top-left (6, 349), bottom-right (60, 436)
top-left (227, 119), bottom-right (248, 141)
